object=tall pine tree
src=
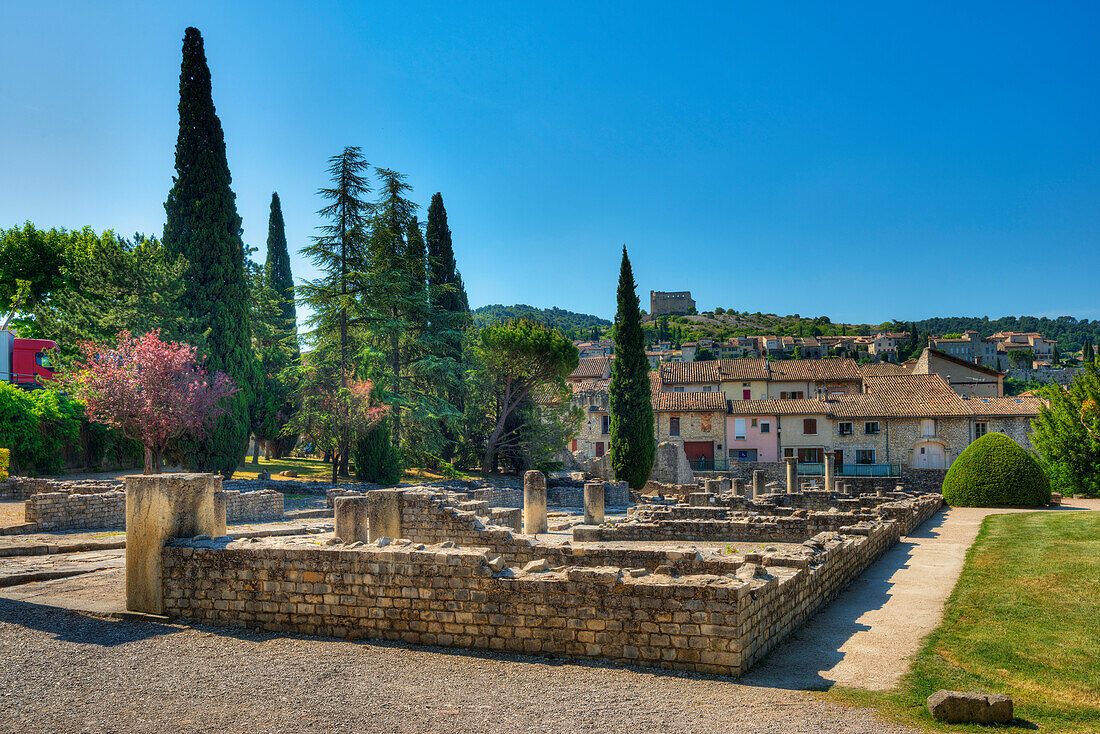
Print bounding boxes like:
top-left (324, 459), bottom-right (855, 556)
top-left (609, 246), bottom-right (655, 489)
top-left (264, 192), bottom-right (298, 353)
top-left (163, 27), bottom-right (256, 478)
top-left (298, 147), bottom-right (373, 481)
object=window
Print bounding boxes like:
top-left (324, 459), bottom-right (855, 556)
top-left (783, 448), bottom-right (794, 459)
top-left (838, 422), bottom-right (853, 436)
top-left (601, 415), bottom-right (610, 435)
top-left (673, 386), bottom-right (685, 393)
top-left (734, 418), bottom-right (746, 440)
top-left (920, 419), bottom-right (935, 438)
top-left (797, 448), bottom-right (823, 464)
top-left (780, 391), bottom-right (805, 400)
top-left (669, 417), bottom-right (680, 436)
top-left (732, 449), bottom-right (758, 462)
top-left (856, 449), bottom-right (875, 464)
top-left (751, 418), bottom-right (757, 427)
top-left (864, 421), bottom-right (880, 435)
top-left (760, 421), bottom-right (770, 434)
top-left (974, 422), bottom-right (988, 438)
top-left (803, 418), bottom-right (817, 435)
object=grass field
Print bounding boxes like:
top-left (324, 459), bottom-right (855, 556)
top-left (232, 456), bottom-right (480, 484)
top-left (824, 511), bottom-right (1100, 732)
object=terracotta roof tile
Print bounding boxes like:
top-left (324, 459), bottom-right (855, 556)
top-left (767, 358), bottom-right (862, 382)
top-left (716, 358), bottom-right (770, 381)
top-left (569, 356), bottom-right (612, 380)
top-left (653, 390), bottom-right (728, 412)
top-left (831, 374), bottom-right (971, 418)
top-left (965, 395), bottom-right (1044, 417)
top-left (725, 398), bottom-right (831, 416)
top-left (859, 362), bottom-right (912, 377)
top-left (660, 360), bottom-right (721, 385)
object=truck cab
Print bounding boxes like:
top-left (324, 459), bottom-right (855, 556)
top-left (0, 331), bottom-right (60, 388)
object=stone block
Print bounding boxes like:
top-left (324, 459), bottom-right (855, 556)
top-left (926, 690), bottom-right (1013, 724)
top-left (335, 496), bottom-right (370, 543)
top-left (368, 489), bottom-right (402, 542)
top-left (125, 473), bottom-right (225, 614)
top-left (583, 482), bottom-right (605, 525)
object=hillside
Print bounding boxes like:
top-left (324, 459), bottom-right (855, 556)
top-left (472, 304), bottom-right (612, 336)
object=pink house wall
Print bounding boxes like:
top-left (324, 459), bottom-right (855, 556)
top-left (725, 415), bottom-right (778, 463)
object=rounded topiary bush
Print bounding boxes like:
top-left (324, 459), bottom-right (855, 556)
top-left (942, 432), bottom-right (1051, 506)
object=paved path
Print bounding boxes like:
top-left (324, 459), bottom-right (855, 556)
top-left (742, 498), bottom-right (1099, 691)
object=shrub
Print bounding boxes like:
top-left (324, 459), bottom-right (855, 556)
top-left (0, 447), bottom-right (8, 479)
top-left (353, 420), bottom-right (403, 485)
top-left (942, 432), bottom-right (1051, 507)
top-left (0, 384), bottom-right (81, 474)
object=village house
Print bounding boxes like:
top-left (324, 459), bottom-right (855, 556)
top-left (764, 358), bottom-right (863, 399)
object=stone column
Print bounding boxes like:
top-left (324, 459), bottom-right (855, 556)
top-left (125, 473), bottom-right (225, 615)
top-left (704, 479), bottom-right (721, 494)
top-left (583, 482), bottom-right (605, 525)
top-left (719, 477), bottom-right (732, 494)
top-left (334, 495), bottom-right (369, 543)
top-left (367, 489), bottom-right (402, 541)
top-left (824, 453), bottom-right (835, 493)
top-left (523, 470), bottom-right (548, 534)
top-left (785, 457), bottom-right (797, 494)
top-left (732, 478), bottom-right (745, 497)
top-left (751, 470), bottom-right (764, 499)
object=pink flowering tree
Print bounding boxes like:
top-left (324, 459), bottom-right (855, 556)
top-left (63, 330), bottom-right (238, 474)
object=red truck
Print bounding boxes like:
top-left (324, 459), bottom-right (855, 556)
top-left (0, 330), bottom-right (59, 389)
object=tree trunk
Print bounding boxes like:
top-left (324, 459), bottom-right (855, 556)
top-left (154, 450), bottom-right (163, 475)
top-left (251, 437), bottom-right (260, 465)
top-left (331, 452), bottom-right (339, 485)
top-left (143, 447), bottom-right (155, 475)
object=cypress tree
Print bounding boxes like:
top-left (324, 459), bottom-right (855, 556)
top-left (264, 192), bottom-right (298, 351)
top-left (163, 27), bottom-right (256, 478)
top-left (425, 193), bottom-right (469, 460)
top-left (609, 246), bottom-right (655, 489)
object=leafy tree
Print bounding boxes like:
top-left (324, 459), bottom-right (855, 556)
top-left (1053, 343), bottom-right (1061, 365)
top-left (471, 304), bottom-right (610, 333)
top-left (27, 228), bottom-right (188, 356)
top-left (0, 384), bottom-right (83, 474)
top-left (469, 319), bottom-right (578, 473)
top-left (694, 347), bottom-right (715, 361)
top-left (1008, 348), bottom-right (1035, 368)
top-left (162, 27), bottom-right (256, 478)
top-left (284, 375), bottom-right (390, 485)
top-left (609, 247), bottom-right (655, 490)
top-left (1032, 364), bottom-right (1100, 498)
top-left (62, 331), bottom-right (237, 474)
top-left (0, 223), bottom-right (67, 321)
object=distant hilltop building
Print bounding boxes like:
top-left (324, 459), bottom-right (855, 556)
top-left (650, 290), bottom-right (696, 316)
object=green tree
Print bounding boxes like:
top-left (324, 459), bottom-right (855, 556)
top-left (0, 223), bottom-right (66, 323)
top-left (425, 193), bottom-right (470, 460)
top-left (609, 247), bottom-right (655, 490)
top-left (1084, 334), bottom-right (1095, 364)
top-left (29, 229), bottom-right (188, 356)
top-left (470, 319), bottom-right (578, 473)
top-left (1053, 343), bottom-right (1061, 365)
top-left (352, 418), bottom-right (403, 484)
top-left (694, 347), bottom-right (715, 362)
top-left (1008, 348), bottom-right (1035, 368)
top-left (162, 27), bottom-right (256, 478)
top-left (1031, 364), bottom-right (1100, 497)
top-left (264, 192), bottom-right (298, 347)
top-left (298, 147), bottom-right (374, 478)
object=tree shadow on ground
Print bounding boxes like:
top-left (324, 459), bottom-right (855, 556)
top-left (0, 597), bottom-right (179, 647)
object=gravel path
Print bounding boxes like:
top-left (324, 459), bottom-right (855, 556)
top-left (0, 598), bottom-right (926, 734)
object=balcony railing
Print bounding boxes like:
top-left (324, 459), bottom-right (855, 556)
top-left (690, 458), bottom-right (730, 472)
top-left (796, 462), bottom-right (901, 477)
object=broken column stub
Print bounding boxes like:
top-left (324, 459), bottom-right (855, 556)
top-left (824, 453), bottom-right (835, 492)
top-left (334, 495), bottom-right (370, 543)
top-left (785, 457), bottom-right (797, 494)
top-left (368, 489), bottom-right (402, 542)
top-left (583, 482), bottom-right (605, 525)
top-left (523, 470), bottom-right (548, 534)
top-left (732, 478), bottom-right (745, 497)
top-left (751, 470), bottom-right (765, 498)
top-left (126, 472), bottom-right (225, 615)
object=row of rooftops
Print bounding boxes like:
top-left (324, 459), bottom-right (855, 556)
top-left (563, 356), bottom-right (1041, 419)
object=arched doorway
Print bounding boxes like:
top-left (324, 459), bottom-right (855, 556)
top-left (912, 441), bottom-right (946, 469)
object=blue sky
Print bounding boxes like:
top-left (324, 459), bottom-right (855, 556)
top-left (2, 1), bottom-right (1098, 324)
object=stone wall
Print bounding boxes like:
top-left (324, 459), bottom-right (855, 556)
top-left (24, 490), bottom-right (126, 530)
top-left (0, 477), bottom-right (122, 501)
top-left (159, 514), bottom-right (914, 678)
top-left (16, 486), bottom-right (283, 532)
top-left (222, 489), bottom-right (284, 524)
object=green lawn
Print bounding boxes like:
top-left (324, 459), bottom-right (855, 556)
top-left (233, 456), bottom-right (482, 484)
top-left (824, 511), bottom-right (1100, 732)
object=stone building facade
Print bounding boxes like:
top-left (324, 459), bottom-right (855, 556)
top-left (649, 290), bottom-right (696, 316)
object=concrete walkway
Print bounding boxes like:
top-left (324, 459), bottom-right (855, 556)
top-left (742, 498), bottom-right (1099, 691)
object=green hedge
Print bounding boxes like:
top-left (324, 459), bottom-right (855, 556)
top-left (0, 447), bottom-right (8, 479)
top-left (942, 432), bottom-right (1051, 507)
